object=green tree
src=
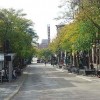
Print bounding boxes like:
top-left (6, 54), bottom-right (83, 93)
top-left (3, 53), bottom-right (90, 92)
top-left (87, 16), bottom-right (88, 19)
top-left (37, 48), bottom-right (52, 61)
top-left (0, 8), bottom-right (38, 66)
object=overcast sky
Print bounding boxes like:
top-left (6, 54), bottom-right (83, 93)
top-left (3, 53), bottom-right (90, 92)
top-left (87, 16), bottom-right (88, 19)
top-left (0, 0), bottom-right (61, 43)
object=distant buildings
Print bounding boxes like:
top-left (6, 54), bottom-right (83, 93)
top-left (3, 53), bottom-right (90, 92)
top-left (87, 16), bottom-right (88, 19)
top-left (38, 24), bottom-right (65, 49)
top-left (47, 24), bottom-right (50, 44)
top-left (39, 39), bottom-right (48, 49)
top-left (38, 25), bottom-right (51, 49)
top-left (56, 24), bottom-right (65, 34)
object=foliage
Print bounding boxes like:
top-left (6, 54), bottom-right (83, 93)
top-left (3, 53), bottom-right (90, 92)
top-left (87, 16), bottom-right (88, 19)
top-left (37, 48), bottom-right (52, 60)
top-left (74, 20), bottom-right (96, 51)
top-left (77, 0), bottom-right (100, 30)
top-left (55, 0), bottom-right (74, 24)
top-left (50, 0), bottom-right (100, 55)
top-left (0, 8), bottom-right (38, 59)
top-left (50, 18), bottom-right (97, 54)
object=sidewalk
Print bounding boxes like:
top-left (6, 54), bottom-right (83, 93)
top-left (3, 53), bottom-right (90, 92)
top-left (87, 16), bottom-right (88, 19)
top-left (53, 64), bottom-right (100, 82)
top-left (0, 70), bottom-right (27, 100)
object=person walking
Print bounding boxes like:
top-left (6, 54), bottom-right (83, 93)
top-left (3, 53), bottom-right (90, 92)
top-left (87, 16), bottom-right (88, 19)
top-left (5, 68), bottom-right (8, 82)
top-left (1, 68), bottom-right (5, 82)
top-left (44, 60), bottom-right (46, 66)
top-left (13, 69), bottom-right (17, 79)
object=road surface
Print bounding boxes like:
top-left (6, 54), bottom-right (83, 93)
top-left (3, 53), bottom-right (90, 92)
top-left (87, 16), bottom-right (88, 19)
top-left (12, 63), bottom-right (100, 100)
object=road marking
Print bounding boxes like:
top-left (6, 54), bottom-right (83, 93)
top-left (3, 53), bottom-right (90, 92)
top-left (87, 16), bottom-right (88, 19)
top-left (21, 87), bottom-right (70, 93)
top-left (77, 76), bottom-right (92, 82)
top-left (54, 67), bottom-right (92, 82)
top-left (55, 68), bottom-right (65, 72)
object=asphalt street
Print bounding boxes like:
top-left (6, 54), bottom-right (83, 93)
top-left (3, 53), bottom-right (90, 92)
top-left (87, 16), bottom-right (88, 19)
top-left (12, 63), bottom-right (100, 100)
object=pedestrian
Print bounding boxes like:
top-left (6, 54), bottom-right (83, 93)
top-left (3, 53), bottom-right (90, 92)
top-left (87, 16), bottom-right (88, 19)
top-left (44, 60), bottom-right (46, 66)
top-left (13, 69), bottom-right (17, 79)
top-left (90, 63), bottom-right (94, 70)
top-left (5, 68), bottom-right (8, 82)
top-left (53, 61), bottom-right (55, 67)
top-left (1, 68), bottom-right (5, 82)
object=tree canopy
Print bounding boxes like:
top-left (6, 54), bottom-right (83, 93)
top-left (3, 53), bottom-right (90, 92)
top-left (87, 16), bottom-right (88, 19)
top-left (0, 8), bottom-right (38, 59)
top-left (49, 0), bottom-right (100, 54)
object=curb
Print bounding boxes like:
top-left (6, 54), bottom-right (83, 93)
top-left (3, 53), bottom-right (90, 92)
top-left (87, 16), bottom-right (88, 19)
top-left (4, 74), bottom-right (27, 100)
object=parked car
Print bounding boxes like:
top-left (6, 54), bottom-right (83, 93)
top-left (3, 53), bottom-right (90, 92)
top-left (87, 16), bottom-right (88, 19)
top-left (37, 59), bottom-right (40, 63)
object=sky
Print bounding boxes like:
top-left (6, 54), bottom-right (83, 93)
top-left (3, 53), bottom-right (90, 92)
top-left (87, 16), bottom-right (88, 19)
top-left (0, 0), bottom-right (61, 43)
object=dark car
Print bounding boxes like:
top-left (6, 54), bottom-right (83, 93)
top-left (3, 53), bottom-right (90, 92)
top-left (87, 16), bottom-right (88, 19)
top-left (37, 59), bottom-right (40, 63)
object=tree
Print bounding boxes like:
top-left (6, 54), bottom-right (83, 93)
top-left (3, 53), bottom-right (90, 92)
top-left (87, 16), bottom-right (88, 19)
top-left (74, 20), bottom-right (96, 51)
top-left (79, 0), bottom-right (100, 30)
top-left (55, 0), bottom-right (74, 24)
top-left (37, 48), bottom-right (52, 61)
top-left (50, 0), bottom-right (100, 67)
top-left (56, 0), bottom-right (100, 31)
top-left (0, 8), bottom-right (38, 66)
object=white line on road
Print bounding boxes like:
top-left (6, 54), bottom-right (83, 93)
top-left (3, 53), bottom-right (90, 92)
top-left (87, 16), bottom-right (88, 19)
top-left (54, 67), bottom-right (92, 82)
top-left (55, 68), bottom-right (64, 72)
top-left (77, 76), bottom-right (92, 82)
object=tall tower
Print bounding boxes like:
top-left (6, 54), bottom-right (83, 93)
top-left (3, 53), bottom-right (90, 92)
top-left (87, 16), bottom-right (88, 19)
top-left (47, 24), bottom-right (50, 44)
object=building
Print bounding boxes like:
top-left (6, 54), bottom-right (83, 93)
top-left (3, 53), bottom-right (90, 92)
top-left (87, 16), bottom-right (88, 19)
top-left (47, 24), bottom-right (50, 44)
top-left (56, 24), bottom-right (65, 34)
top-left (38, 24), bottom-right (51, 49)
top-left (39, 39), bottom-right (49, 49)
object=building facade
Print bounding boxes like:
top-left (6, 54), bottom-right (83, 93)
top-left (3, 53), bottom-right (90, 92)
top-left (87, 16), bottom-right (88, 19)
top-left (39, 39), bottom-right (49, 49)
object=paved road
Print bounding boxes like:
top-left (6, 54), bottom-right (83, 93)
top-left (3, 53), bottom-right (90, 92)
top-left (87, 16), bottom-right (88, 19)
top-left (12, 63), bottom-right (100, 100)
